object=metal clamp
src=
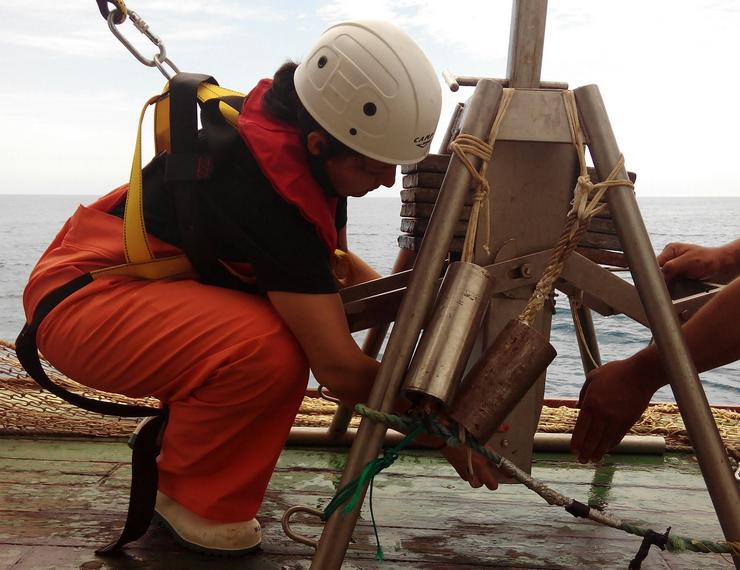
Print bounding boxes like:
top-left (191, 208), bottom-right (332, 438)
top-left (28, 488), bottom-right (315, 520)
top-left (106, 8), bottom-right (180, 79)
top-left (281, 506), bottom-right (325, 549)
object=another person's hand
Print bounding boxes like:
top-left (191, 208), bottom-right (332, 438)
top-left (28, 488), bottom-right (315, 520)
top-left (571, 358), bottom-right (658, 463)
top-left (658, 242), bottom-right (730, 282)
top-left (441, 444), bottom-right (499, 490)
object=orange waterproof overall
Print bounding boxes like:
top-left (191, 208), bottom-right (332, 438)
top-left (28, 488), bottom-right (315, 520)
top-left (23, 78), bottom-right (349, 524)
top-left (23, 184), bottom-right (310, 523)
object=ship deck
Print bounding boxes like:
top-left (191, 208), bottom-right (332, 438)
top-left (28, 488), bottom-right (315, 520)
top-left (0, 435), bottom-right (734, 569)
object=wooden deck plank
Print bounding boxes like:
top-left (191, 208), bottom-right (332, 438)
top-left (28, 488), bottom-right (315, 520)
top-left (0, 437), bottom-right (733, 569)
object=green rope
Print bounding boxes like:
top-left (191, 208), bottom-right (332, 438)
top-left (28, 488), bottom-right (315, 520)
top-left (369, 479), bottom-right (383, 561)
top-left (354, 404), bottom-right (740, 558)
top-left (321, 423), bottom-right (426, 561)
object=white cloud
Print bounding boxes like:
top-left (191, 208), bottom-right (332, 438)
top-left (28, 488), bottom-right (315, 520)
top-left (2, 0), bottom-right (740, 196)
top-left (0, 31), bottom-right (118, 58)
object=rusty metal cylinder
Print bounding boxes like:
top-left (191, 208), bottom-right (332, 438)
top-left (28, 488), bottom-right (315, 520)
top-left (449, 318), bottom-right (557, 443)
top-left (402, 261), bottom-right (494, 409)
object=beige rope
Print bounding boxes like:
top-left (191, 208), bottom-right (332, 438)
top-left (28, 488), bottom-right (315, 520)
top-left (449, 88), bottom-right (515, 263)
top-left (518, 91), bottom-right (634, 326)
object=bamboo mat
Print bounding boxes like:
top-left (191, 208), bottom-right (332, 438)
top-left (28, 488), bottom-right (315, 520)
top-left (1, 340), bottom-right (737, 461)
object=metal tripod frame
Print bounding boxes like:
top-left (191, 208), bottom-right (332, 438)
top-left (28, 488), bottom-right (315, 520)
top-left (308, 2), bottom-right (740, 567)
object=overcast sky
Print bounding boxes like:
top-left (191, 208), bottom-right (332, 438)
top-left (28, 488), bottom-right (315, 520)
top-left (1, 0), bottom-right (739, 197)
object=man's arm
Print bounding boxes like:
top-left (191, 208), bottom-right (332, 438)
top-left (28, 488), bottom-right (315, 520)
top-left (658, 239), bottom-right (740, 282)
top-left (571, 240), bottom-right (740, 463)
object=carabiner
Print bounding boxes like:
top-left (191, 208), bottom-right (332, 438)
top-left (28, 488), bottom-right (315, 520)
top-left (281, 506), bottom-right (324, 549)
top-left (106, 8), bottom-right (180, 79)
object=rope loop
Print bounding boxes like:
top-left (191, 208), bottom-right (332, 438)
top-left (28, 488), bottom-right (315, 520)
top-left (96, 0), bottom-right (128, 24)
top-left (518, 92), bottom-right (635, 326)
top-left (449, 88), bottom-right (515, 262)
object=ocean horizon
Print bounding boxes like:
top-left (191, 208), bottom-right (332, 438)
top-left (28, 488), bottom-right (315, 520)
top-left (1, 194), bottom-right (738, 405)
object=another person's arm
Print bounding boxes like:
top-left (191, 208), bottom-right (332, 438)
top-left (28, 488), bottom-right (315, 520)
top-left (571, 241), bottom-right (740, 463)
top-left (658, 239), bottom-right (740, 282)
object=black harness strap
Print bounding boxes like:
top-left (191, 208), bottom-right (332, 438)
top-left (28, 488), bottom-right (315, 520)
top-left (15, 272), bottom-right (166, 556)
top-left (628, 527), bottom-right (671, 570)
top-left (166, 73), bottom-right (246, 290)
top-left (16, 273), bottom-right (161, 417)
top-left (96, 412), bottom-right (169, 556)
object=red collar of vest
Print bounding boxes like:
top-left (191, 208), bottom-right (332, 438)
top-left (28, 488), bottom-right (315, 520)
top-left (237, 79), bottom-right (338, 254)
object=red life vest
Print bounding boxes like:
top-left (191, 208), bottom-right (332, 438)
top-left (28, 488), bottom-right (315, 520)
top-left (238, 79), bottom-right (338, 254)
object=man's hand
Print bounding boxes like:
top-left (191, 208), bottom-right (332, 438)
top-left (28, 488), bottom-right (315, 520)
top-left (658, 242), bottom-right (734, 282)
top-left (441, 444), bottom-right (499, 490)
top-left (571, 358), bottom-right (658, 463)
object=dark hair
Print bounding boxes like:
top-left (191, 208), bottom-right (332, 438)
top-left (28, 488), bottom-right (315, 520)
top-left (262, 61), bottom-right (356, 159)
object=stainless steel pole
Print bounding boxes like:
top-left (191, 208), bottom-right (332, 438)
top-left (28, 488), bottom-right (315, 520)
top-left (329, 251), bottom-right (417, 437)
top-left (506, 0), bottom-right (548, 88)
top-left (309, 79), bottom-right (504, 569)
top-left (575, 85), bottom-right (740, 564)
top-left (328, 324), bottom-right (389, 438)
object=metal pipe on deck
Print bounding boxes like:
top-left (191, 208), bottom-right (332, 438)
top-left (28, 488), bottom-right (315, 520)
top-left (574, 84), bottom-right (740, 562)
top-left (310, 79), bottom-right (504, 570)
top-left (288, 427), bottom-right (667, 455)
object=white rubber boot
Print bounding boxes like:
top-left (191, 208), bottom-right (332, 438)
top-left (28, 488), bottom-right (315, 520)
top-left (154, 491), bottom-right (261, 556)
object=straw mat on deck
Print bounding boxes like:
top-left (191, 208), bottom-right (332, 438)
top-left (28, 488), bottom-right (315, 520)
top-left (1, 340), bottom-right (737, 461)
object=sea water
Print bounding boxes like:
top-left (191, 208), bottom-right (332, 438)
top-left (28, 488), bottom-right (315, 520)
top-left (0, 194), bottom-right (738, 404)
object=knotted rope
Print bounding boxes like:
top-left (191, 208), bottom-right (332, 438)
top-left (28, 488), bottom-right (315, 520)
top-left (96, 0), bottom-right (128, 23)
top-left (449, 88), bottom-right (515, 262)
top-left (355, 404), bottom-right (740, 558)
top-left (518, 90), bottom-right (634, 326)
top-left (320, 424), bottom-right (426, 561)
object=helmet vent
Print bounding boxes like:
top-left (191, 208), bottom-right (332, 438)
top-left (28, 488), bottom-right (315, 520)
top-left (349, 128), bottom-right (357, 136)
top-left (318, 56), bottom-right (328, 68)
top-left (363, 102), bottom-right (377, 116)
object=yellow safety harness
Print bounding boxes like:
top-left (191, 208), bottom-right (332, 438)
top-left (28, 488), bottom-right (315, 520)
top-left (92, 81), bottom-right (245, 282)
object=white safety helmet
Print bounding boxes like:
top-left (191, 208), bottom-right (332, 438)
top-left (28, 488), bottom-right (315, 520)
top-left (294, 20), bottom-right (442, 165)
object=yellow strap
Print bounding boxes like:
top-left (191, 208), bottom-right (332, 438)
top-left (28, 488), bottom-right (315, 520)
top-left (124, 94), bottom-right (163, 264)
top-left (124, 81), bottom-right (245, 270)
top-left (153, 83), bottom-right (171, 156)
top-left (91, 255), bottom-right (193, 281)
top-left (197, 83), bottom-right (244, 102)
top-left (218, 101), bottom-right (240, 127)
top-left (332, 249), bottom-right (352, 288)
